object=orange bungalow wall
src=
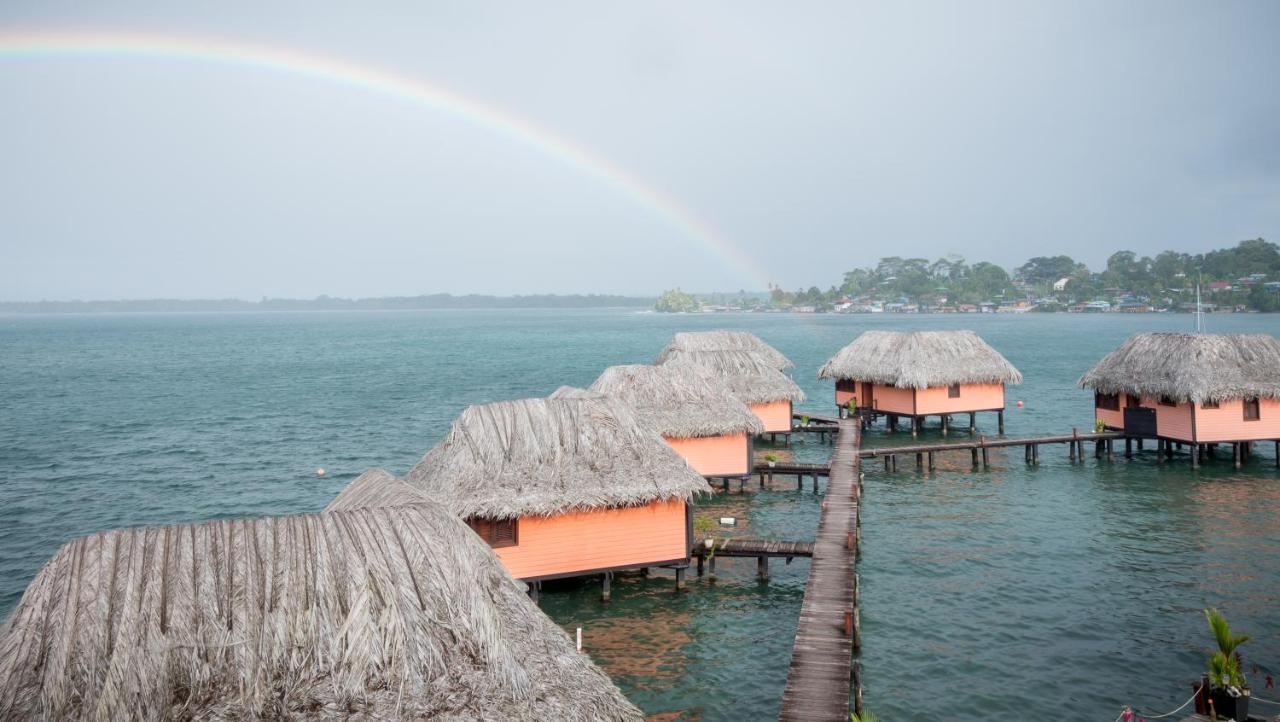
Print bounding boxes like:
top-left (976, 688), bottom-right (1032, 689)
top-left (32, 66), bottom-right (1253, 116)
top-left (750, 400), bottom-right (792, 433)
top-left (915, 383), bottom-right (1006, 415)
top-left (837, 382), bottom-right (1004, 416)
top-left (493, 498), bottom-right (689, 581)
top-left (1097, 393), bottom-right (1280, 442)
top-left (665, 433), bottom-right (751, 476)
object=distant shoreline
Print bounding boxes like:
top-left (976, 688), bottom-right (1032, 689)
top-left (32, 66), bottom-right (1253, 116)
top-left (0, 294), bottom-right (655, 314)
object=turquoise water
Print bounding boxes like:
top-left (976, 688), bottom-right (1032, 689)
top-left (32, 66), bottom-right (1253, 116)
top-left (2, 310), bottom-right (1277, 720)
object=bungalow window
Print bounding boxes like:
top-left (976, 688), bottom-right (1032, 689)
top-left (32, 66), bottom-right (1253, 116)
top-left (948, 384), bottom-right (961, 398)
top-left (1201, 400), bottom-right (1219, 410)
top-left (1243, 398), bottom-right (1260, 422)
top-left (836, 379), bottom-right (856, 393)
top-left (1158, 396), bottom-right (1178, 407)
top-left (1095, 393), bottom-right (1120, 411)
top-left (466, 517), bottom-right (518, 548)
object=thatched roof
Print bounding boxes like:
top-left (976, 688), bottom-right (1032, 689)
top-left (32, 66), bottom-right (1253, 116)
top-left (655, 330), bottom-right (793, 369)
top-left (404, 396), bottom-right (711, 519)
top-left (324, 467), bottom-right (424, 513)
top-left (660, 349), bottom-right (806, 404)
top-left (0, 504), bottom-right (642, 721)
top-left (588, 364), bottom-right (765, 438)
top-left (818, 330), bottom-right (1023, 388)
top-left (1079, 332), bottom-right (1280, 404)
top-left (548, 385), bottom-right (605, 401)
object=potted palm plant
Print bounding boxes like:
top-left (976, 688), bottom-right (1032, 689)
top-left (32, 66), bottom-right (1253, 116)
top-left (800, 414), bottom-right (810, 428)
top-left (1202, 608), bottom-right (1251, 721)
top-left (765, 453), bottom-right (778, 468)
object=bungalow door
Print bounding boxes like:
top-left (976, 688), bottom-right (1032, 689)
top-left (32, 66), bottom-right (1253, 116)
top-left (861, 382), bottom-right (873, 409)
top-left (1123, 405), bottom-right (1157, 438)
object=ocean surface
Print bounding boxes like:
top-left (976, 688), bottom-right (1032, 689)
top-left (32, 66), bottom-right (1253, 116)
top-left (1, 310), bottom-right (1277, 720)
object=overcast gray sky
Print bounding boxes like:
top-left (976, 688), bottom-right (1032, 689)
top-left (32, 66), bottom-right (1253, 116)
top-left (2, 1), bottom-right (1278, 300)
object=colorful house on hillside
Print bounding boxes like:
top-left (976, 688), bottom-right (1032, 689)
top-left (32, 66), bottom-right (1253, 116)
top-left (655, 330), bottom-right (793, 370)
top-left (401, 395), bottom-right (711, 595)
top-left (589, 363), bottom-right (763, 477)
top-left (818, 330), bottom-right (1023, 435)
top-left (1079, 332), bottom-right (1280, 468)
top-left (0, 501), bottom-right (643, 720)
top-left (659, 349), bottom-right (805, 436)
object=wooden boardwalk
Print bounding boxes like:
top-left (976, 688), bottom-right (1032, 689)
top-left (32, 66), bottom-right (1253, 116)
top-left (694, 538), bottom-right (814, 558)
top-left (754, 462), bottom-right (831, 477)
top-left (779, 418), bottom-right (860, 722)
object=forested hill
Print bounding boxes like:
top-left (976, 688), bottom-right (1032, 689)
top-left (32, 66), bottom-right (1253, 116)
top-left (664, 238), bottom-right (1280, 312)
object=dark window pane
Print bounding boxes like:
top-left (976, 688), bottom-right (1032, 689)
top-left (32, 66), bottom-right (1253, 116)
top-left (1244, 398), bottom-right (1260, 421)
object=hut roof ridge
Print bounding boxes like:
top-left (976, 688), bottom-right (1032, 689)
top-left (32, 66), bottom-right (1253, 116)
top-left (655, 330), bottom-right (793, 369)
top-left (1078, 332), bottom-right (1280, 404)
top-left (818, 330), bottom-right (1023, 388)
top-left (404, 395), bottom-right (712, 519)
top-left (0, 504), bottom-right (642, 720)
top-left (588, 364), bottom-right (765, 438)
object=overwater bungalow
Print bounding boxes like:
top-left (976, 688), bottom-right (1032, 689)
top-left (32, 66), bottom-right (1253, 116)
top-left (589, 363), bottom-right (764, 477)
top-left (0, 502), bottom-right (642, 721)
top-left (655, 330), bottom-right (794, 370)
top-left (659, 349), bottom-right (806, 435)
top-left (818, 330), bottom-right (1023, 434)
top-left (402, 395), bottom-right (711, 591)
top-left (1080, 332), bottom-right (1280, 467)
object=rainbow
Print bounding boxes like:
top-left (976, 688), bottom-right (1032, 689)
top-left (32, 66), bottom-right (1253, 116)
top-left (0, 29), bottom-right (770, 288)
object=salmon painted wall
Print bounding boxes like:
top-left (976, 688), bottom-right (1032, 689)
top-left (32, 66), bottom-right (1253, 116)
top-left (1193, 398), bottom-right (1280, 442)
top-left (835, 385), bottom-right (855, 408)
top-left (750, 400), bottom-right (792, 433)
top-left (1095, 405), bottom-right (1125, 430)
top-left (665, 433), bottom-right (750, 476)
top-left (494, 499), bottom-right (688, 580)
top-left (869, 384), bottom-right (916, 415)
top-left (1144, 396), bottom-right (1194, 442)
top-left (915, 383), bottom-right (1006, 415)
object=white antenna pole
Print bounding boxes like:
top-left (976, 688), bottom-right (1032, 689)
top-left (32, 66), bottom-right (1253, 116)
top-left (1195, 273), bottom-right (1206, 333)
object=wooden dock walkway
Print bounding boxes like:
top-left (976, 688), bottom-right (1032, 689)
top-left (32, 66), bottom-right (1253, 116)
top-left (695, 538), bottom-right (815, 558)
top-left (691, 537), bottom-right (814, 580)
top-left (779, 417), bottom-right (861, 722)
top-left (860, 430), bottom-right (1122, 470)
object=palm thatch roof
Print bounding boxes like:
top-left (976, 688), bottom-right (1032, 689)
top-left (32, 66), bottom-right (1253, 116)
top-left (324, 467), bottom-right (425, 513)
top-left (660, 349), bottom-right (806, 405)
top-left (0, 504), bottom-right (642, 721)
top-left (655, 330), bottom-right (794, 369)
top-left (818, 330), bottom-right (1023, 388)
top-left (548, 385), bottom-right (606, 401)
top-left (1078, 332), bottom-right (1280, 404)
top-left (588, 364), bottom-right (765, 438)
top-left (404, 396), bottom-right (711, 520)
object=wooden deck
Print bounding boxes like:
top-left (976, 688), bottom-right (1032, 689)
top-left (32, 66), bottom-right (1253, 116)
top-left (754, 462), bottom-right (831, 477)
top-left (779, 418), bottom-right (860, 722)
top-left (694, 538), bottom-right (814, 558)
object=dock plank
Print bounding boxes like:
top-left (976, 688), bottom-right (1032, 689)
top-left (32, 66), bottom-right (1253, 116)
top-left (778, 418), bottom-right (860, 722)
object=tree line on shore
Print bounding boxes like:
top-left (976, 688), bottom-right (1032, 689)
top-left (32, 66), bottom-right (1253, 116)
top-left (657, 238), bottom-right (1280, 312)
